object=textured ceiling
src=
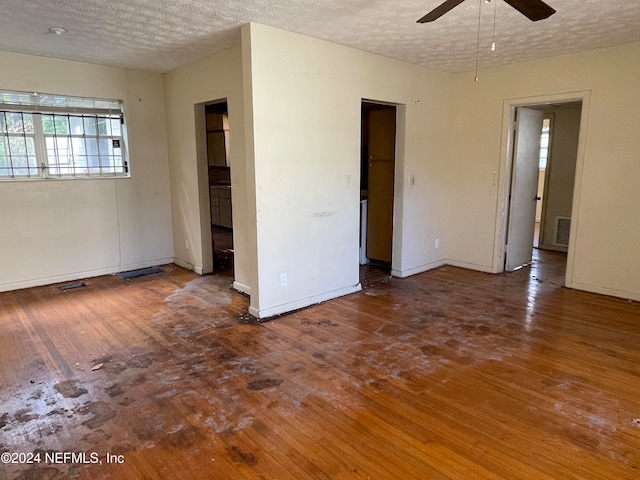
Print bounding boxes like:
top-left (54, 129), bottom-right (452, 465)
top-left (0, 0), bottom-right (639, 74)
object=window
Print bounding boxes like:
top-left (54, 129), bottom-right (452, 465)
top-left (0, 90), bottom-right (128, 179)
top-left (539, 116), bottom-right (552, 170)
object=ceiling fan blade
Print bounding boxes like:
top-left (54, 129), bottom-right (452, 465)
top-left (417, 0), bottom-right (467, 23)
top-left (502, 0), bottom-right (556, 21)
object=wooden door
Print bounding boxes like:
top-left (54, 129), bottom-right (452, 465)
top-left (366, 107), bottom-right (396, 263)
top-left (505, 107), bottom-right (544, 271)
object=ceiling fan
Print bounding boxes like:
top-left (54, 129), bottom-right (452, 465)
top-left (417, 0), bottom-right (556, 23)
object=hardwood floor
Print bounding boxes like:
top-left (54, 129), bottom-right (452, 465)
top-left (1, 251), bottom-right (640, 479)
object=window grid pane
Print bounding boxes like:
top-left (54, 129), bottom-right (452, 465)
top-left (43, 113), bottom-right (124, 178)
top-left (1, 90), bottom-right (127, 180)
top-left (0, 111), bottom-right (39, 177)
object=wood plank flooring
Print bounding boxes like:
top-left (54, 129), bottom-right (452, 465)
top-left (1, 251), bottom-right (640, 479)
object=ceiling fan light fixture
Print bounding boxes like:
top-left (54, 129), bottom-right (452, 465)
top-left (49, 27), bottom-right (66, 35)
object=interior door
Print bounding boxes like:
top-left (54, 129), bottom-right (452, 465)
top-left (366, 107), bottom-right (396, 263)
top-left (505, 107), bottom-right (544, 271)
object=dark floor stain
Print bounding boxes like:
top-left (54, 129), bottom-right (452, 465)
top-left (109, 444), bottom-right (130, 456)
top-left (0, 413), bottom-right (8, 429)
top-left (46, 407), bottom-right (67, 417)
top-left (301, 319), bottom-right (339, 327)
top-left (81, 428), bottom-right (112, 445)
top-left (214, 348), bottom-right (238, 362)
top-left (89, 353), bottom-right (152, 374)
top-left (54, 380), bottom-right (87, 398)
top-left (103, 360), bottom-right (129, 374)
top-left (421, 345), bottom-right (441, 356)
top-left (105, 384), bottom-right (124, 397)
top-left (28, 359), bottom-right (47, 371)
top-left (247, 378), bottom-right (283, 390)
top-left (28, 389), bottom-right (44, 400)
top-left (15, 409), bottom-right (39, 423)
top-left (43, 422), bottom-right (64, 436)
top-left (227, 446), bottom-right (258, 466)
top-left (312, 352), bottom-right (326, 359)
top-left (91, 354), bottom-right (111, 364)
top-left (129, 353), bottom-right (153, 369)
top-left (118, 397), bottom-right (135, 407)
top-left (77, 402), bottom-right (116, 429)
top-left (133, 417), bottom-right (165, 441)
top-left (159, 425), bottom-right (200, 449)
top-left (457, 324), bottom-right (477, 333)
top-left (129, 374), bottom-right (147, 386)
top-left (476, 325), bottom-right (492, 335)
top-left (14, 466), bottom-right (60, 480)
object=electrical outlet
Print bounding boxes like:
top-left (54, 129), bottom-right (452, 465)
top-left (185, 239), bottom-right (190, 250)
top-left (435, 238), bottom-right (440, 249)
top-left (344, 174), bottom-right (352, 188)
top-left (280, 273), bottom-right (288, 287)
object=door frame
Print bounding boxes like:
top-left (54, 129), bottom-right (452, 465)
top-left (494, 91), bottom-right (591, 288)
top-left (195, 97), bottom-right (230, 275)
top-left (359, 98), bottom-right (406, 276)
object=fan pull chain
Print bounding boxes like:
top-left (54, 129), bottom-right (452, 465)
top-left (474, 0), bottom-right (482, 81)
top-left (491, 0), bottom-right (497, 51)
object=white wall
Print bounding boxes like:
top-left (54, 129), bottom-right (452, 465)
top-left (0, 51), bottom-right (173, 292)
top-left (243, 24), bottom-right (453, 317)
top-left (449, 42), bottom-right (640, 301)
top-left (163, 46), bottom-right (254, 293)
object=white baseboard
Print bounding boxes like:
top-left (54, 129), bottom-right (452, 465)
top-left (0, 257), bottom-right (174, 293)
top-left (445, 259), bottom-right (496, 273)
top-left (567, 281), bottom-right (640, 303)
top-left (249, 283), bottom-right (362, 319)
top-left (173, 257), bottom-right (204, 274)
top-left (391, 259), bottom-right (447, 278)
top-left (232, 281), bottom-right (251, 296)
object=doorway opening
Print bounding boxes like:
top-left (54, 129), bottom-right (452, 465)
top-left (195, 99), bottom-right (234, 278)
top-left (359, 101), bottom-right (397, 286)
top-left (534, 114), bottom-right (552, 248)
top-left (503, 100), bottom-right (583, 283)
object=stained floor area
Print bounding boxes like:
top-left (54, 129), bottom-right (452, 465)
top-left (1, 251), bottom-right (640, 479)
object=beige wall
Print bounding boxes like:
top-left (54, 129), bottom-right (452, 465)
top-left (244, 24), bottom-right (453, 317)
top-left (0, 51), bottom-right (173, 292)
top-left (449, 42), bottom-right (640, 301)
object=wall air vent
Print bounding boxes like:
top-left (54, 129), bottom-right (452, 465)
top-left (117, 266), bottom-right (163, 280)
top-left (554, 216), bottom-right (571, 246)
